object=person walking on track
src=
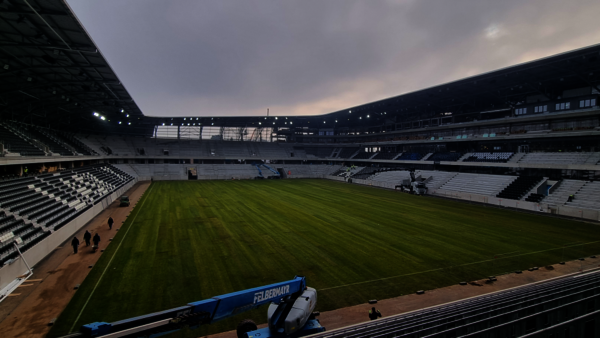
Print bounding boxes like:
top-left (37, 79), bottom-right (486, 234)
top-left (368, 307), bottom-right (382, 320)
top-left (108, 216), bottom-right (114, 230)
top-left (93, 233), bottom-right (101, 247)
top-left (71, 237), bottom-right (80, 254)
top-left (83, 230), bottom-right (91, 246)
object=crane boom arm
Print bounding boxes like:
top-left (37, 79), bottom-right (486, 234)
top-left (74, 276), bottom-right (307, 337)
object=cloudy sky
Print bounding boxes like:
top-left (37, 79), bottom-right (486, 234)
top-left (66, 0), bottom-right (600, 117)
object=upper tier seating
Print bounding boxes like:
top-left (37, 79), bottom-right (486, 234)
top-left (25, 127), bottom-right (72, 155)
top-left (372, 152), bottom-right (400, 160)
top-left (519, 152), bottom-right (597, 165)
top-left (427, 152), bottom-right (463, 162)
top-left (304, 147), bottom-right (334, 158)
top-left (0, 125), bottom-right (45, 156)
top-left (351, 151), bottom-right (376, 160)
top-left (396, 152), bottom-right (424, 161)
top-left (337, 148), bottom-right (360, 158)
top-left (440, 173), bottom-right (517, 196)
top-left (463, 152), bottom-right (514, 163)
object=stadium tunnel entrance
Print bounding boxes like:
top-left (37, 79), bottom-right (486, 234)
top-left (277, 168), bottom-right (287, 178)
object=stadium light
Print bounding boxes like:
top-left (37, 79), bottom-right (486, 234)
top-left (349, 110), bottom-right (351, 113)
top-left (323, 121), bottom-right (326, 123)
top-left (100, 116), bottom-right (106, 120)
top-left (259, 122), bottom-right (261, 125)
top-left (196, 118), bottom-right (198, 120)
top-left (93, 112), bottom-right (99, 116)
top-left (162, 123), bottom-right (165, 126)
top-left (126, 114), bottom-right (129, 118)
top-left (119, 121), bottom-right (122, 124)
top-left (367, 115), bottom-right (370, 118)
top-left (360, 117), bottom-right (362, 119)
top-left (170, 123), bottom-right (173, 126)
top-left (184, 118), bottom-right (186, 120)
top-left (275, 117), bottom-right (278, 120)
top-left (128, 122), bottom-right (131, 125)
top-left (290, 122), bottom-right (293, 124)
top-left (121, 109), bottom-right (124, 113)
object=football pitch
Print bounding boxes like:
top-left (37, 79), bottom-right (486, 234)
top-left (50, 179), bottom-right (600, 337)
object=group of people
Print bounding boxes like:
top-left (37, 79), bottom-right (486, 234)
top-left (70, 216), bottom-right (114, 254)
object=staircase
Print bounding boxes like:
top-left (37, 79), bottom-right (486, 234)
top-left (421, 153), bottom-right (434, 161)
top-left (457, 153), bottom-right (472, 162)
top-left (508, 152), bottom-right (526, 163)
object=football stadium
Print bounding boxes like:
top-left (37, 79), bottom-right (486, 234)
top-left (1, 1), bottom-right (600, 338)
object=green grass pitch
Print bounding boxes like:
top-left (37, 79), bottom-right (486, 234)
top-left (49, 179), bottom-right (600, 337)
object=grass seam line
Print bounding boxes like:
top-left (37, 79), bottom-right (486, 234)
top-left (319, 240), bottom-right (600, 292)
top-left (68, 183), bottom-right (153, 333)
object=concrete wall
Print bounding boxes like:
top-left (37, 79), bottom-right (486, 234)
top-left (0, 179), bottom-right (137, 290)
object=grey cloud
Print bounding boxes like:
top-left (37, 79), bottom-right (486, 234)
top-left (67, 0), bottom-right (600, 116)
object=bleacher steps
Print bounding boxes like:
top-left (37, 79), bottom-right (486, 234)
top-left (520, 177), bottom-right (548, 201)
top-left (509, 152), bottom-right (527, 163)
top-left (457, 153), bottom-right (472, 162)
top-left (391, 152), bottom-right (403, 160)
top-left (584, 152), bottom-right (600, 164)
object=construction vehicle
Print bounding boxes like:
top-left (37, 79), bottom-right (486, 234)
top-left (119, 196), bottom-right (130, 207)
top-left (254, 163), bottom-right (281, 179)
top-left (63, 276), bottom-right (324, 338)
top-left (395, 170), bottom-right (428, 195)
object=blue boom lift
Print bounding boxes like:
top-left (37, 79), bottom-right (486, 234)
top-left (254, 163), bottom-right (280, 179)
top-left (62, 276), bottom-right (324, 338)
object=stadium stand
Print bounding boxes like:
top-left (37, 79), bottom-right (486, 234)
top-left (304, 147), bottom-right (335, 158)
top-left (337, 147), bottom-right (360, 159)
top-left (463, 152), bottom-right (514, 163)
top-left (396, 152), bottom-right (425, 161)
top-left (415, 171), bottom-right (458, 190)
top-left (351, 167), bottom-right (381, 180)
top-left (496, 176), bottom-right (544, 200)
top-left (309, 270), bottom-right (600, 338)
top-left (542, 179), bottom-right (587, 205)
top-left (0, 164), bottom-right (134, 266)
top-left (0, 124), bottom-right (46, 156)
top-left (440, 173), bottom-right (517, 196)
top-left (351, 151), bottom-right (377, 160)
top-left (24, 126), bottom-right (73, 156)
top-left (372, 152), bottom-right (400, 160)
top-left (519, 152), bottom-right (598, 165)
top-left (566, 181), bottom-right (600, 210)
top-left (427, 152), bottom-right (463, 162)
top-left (369, 170), bottom-right (412, 184)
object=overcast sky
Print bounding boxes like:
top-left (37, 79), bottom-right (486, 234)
top-left (66, 0), bottom-right (600, 117)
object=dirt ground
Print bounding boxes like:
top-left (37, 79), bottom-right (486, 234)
top-left (0, 181), bottom-right (597, 338)
top-left (0, 181), bottom-right (150, 338)
top-left (204, 258), bottom-right (600, 338)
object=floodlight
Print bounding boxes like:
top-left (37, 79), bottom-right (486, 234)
top-left (93, 112), bottom-right (99, 116)
top-left (126, 114), bottom-right (129, 117)
top-left (100, 116), bottom-right (106, 120)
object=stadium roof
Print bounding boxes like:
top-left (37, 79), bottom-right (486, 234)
top-left (0, 0), bottom-right (147, 133)
top-left (2, 0), bottom-right (600, 136)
